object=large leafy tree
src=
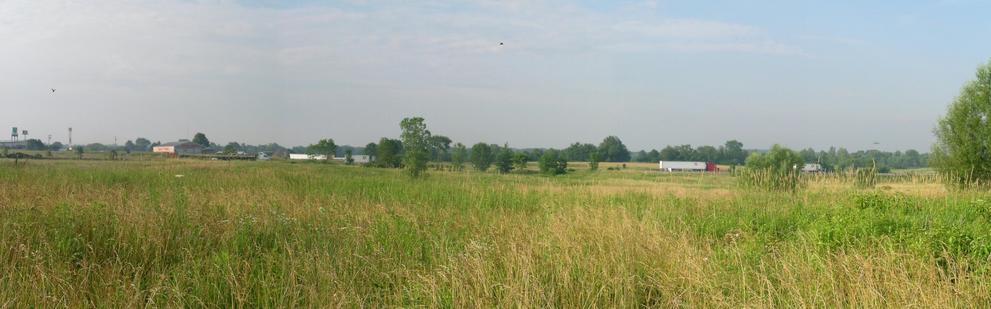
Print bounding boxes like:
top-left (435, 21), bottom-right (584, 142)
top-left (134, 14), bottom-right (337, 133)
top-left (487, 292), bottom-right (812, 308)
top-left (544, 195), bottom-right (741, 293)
top-left (192, 132), bottom-right (210, 147)
top-left (539, 149), bottom-right (568, 175)
top-left (400, 117), bottom-right (432, 178)
top-left (470, 143), bottom-right (493, 171)
top-left (723, 140), bottom-right (746, 165)
top-left (512, 152), bottom-right (530, 171)
top-left (223, 142), bottom-right (241, 154)
top-left (451, 143), bottom-right (468, 171)
top-left (306, 138), bottom-right (337, 159)
top-left (429, 135), bottom-right (452, 162)
top-left (933, 60), bottom-right (991, 187)
top-left (377, 138), bottom-right (403, 168)
top-left (364, 142), bottom-right (378, 161)
top-left (562, 142), bottom-right (598, 161)
top-left (696, 145), bottom-right (720, 162)
top-left (494, 144), bottom-right (514, 173)
top-left (25, 139), bottom-right (46, 151)
top-left (645, 149), bottom-right (661, 162)
top-left (134, 138), bottom-right (152, 151)
top-left (598, 136), bottom-right (631, 162)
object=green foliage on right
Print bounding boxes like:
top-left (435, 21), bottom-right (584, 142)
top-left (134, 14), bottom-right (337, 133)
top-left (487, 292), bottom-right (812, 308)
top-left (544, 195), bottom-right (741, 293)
top-left (740, 144), bottom-right (804, 192)
top-left (932, 59), bottom-right (991, 188)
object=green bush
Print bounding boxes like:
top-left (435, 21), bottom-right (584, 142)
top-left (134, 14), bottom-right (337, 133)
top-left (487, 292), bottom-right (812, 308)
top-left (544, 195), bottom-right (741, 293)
top-left (739, 144), bottom-right (804, 192)
top-left (538, 150), bottom-right (567, 175)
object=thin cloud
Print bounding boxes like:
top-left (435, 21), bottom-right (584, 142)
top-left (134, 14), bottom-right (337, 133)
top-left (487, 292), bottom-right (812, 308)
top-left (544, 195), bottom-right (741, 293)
top-left (612, 20), bottom-right (760, 39)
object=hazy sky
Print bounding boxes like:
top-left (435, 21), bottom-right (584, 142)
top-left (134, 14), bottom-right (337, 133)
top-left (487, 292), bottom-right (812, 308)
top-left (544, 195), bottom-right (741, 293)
top-left (2, 0), bottom-right (989, 151)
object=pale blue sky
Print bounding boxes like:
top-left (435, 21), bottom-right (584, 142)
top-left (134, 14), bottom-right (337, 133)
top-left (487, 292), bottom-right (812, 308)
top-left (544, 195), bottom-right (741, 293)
top-left (2, 0), bottom-right (989, 151)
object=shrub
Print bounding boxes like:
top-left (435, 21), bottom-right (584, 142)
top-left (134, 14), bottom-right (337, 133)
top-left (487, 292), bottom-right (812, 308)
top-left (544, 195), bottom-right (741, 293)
top-left (539, 150), bottom-right (567, 175)
top-left (739, 144), bottom-right (804, 192)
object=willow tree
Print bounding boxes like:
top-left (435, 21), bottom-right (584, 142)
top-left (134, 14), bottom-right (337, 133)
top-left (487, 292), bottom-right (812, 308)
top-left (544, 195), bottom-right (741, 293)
top-left (933, 60), bottom-right (991, 187)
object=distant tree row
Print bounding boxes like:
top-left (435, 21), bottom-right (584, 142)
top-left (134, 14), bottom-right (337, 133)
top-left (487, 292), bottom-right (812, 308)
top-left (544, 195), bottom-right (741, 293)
top-left (630, 140), bottom-right (748, 165)
top-left (795, 148), bottom-right (927, 172)
top-left (626, 140), bottom-right (927, 172)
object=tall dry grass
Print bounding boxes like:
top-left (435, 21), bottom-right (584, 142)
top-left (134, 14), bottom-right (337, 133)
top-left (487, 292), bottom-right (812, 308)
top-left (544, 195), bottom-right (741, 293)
top-left (1, 159), bottom-right (990, 307)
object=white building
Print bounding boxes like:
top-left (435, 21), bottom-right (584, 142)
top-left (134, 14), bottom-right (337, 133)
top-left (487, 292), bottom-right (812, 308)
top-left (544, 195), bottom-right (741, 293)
top-left (801, 163), bottom-right (824, 172)
top-left (289, 153), bottom-right (327, 160)
top-left (334, 155), bottom-right (371, 164)
top-left (152, 141), bottom-right (203, 155)
top-left (658, 161), bottom-right (709, 172)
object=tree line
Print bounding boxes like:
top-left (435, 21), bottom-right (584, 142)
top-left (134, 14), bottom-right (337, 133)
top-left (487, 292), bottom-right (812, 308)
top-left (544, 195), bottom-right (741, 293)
top-left (4, 123), bottom-right (929, 175)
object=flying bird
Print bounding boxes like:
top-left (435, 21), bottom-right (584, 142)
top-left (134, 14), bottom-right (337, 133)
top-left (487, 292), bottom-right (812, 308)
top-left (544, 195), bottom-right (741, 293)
top-left (50, 88), bottom-right (56, 93)
top-left (499, 42), bottom-right (504, 46)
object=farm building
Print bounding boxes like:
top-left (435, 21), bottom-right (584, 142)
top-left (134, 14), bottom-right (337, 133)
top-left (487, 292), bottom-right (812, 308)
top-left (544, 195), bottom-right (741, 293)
top-left (0, 140), bottom-right (30, 149)
top-left (334, 155), bottom-right (371, 164)
top-left (659, 161), bottom-right (718, 172)
top-left (801, 163), bottom-right (824, 172)
top-left (152, 141), bottom-right (203, 155)
top-left (289, 154), bottom-right (328, 160)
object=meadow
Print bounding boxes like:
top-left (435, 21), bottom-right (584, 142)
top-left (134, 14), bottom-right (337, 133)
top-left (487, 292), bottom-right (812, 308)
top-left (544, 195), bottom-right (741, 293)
top-left (1, 158), bottom-right (990, 307)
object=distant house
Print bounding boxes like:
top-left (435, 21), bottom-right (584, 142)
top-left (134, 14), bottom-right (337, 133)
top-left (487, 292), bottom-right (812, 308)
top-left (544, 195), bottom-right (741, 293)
top-left (289, 153), bottom-right (327, 160)
top-left (153, 141), bottom-right (204, 155)
top-left (334, 155), bottom-right (371, 164)
top-left (0, 140), bottom-right (30, 150)
top-left (801, 163), bottom-right (824, 173)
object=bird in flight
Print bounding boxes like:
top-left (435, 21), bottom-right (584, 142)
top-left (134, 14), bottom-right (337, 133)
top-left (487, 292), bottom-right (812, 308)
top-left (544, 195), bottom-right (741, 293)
top-left (50, 88), bottom-right (56, 93)
top-left (499, 42), bottom-right (504, 46)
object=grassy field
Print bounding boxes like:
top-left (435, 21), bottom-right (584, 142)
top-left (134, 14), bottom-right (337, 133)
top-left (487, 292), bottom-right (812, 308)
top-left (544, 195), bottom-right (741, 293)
top-left (2, 158), bottom-right (990, 307)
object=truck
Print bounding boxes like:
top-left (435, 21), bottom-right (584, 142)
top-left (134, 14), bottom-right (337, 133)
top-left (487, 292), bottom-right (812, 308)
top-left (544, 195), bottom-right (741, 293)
top-left (659, 161), bottom-right (718, 172)
top-left (801, 163), bottom-right (823, 173)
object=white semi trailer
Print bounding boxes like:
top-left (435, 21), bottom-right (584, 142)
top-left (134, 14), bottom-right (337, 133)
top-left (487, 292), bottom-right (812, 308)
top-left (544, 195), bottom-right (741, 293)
top-left (658, 161), bottom-right (710, 172)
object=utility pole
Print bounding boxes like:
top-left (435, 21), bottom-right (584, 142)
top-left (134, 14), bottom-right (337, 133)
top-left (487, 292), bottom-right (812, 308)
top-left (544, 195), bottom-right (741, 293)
top-left (68, 127), bottom-right (72, 151)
